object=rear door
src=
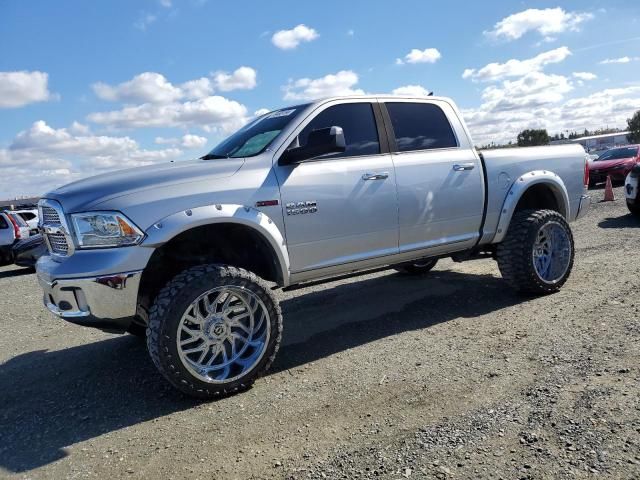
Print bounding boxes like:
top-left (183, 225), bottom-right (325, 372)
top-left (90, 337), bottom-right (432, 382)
top-left (274, 100), bottom-right (399, 273)
top-left (381, 100), bottom-right (484, 254)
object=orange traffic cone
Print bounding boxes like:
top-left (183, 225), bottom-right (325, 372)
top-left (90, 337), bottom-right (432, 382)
top-left (603, 175), bottom-right (615, 202)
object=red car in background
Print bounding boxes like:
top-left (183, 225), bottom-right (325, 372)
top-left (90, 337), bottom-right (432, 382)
top-left (588, 145), bottom-right (640, 187)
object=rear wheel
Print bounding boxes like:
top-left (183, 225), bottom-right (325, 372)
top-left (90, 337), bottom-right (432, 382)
top-left (497, 209), bottom-right (574, 294)
top-left (394, 258), bottom-right (438, 275)
top-left (147, 264), bottom-right (282, 399)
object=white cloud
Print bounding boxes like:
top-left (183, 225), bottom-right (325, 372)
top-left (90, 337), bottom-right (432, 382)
top-left (283, 70), bottom-right (365, 101)
top-left (69, 121), bottom-right (91, 135)
top-left (480, 72), bottom-right (573, 113)
top-left (180, 134), bottom-right (207, 149)
top-left (486, 8), bottom-right (593, 41)
top-left (180, 77), bottom-right (214, 99)
top-left (93, 69), bottom-right (256, 106)
top-left (212, 66), bottom-right (257, 91)
top-left (93, 72), bottom-right (183, 104)
top-left (391, 85), bottom-right (432, 96)
top-left (159, 0), bottom-right (172, 7)
top-left (572, 72), bottom-right (597, 81)
top-left (271, 24), bottom-right (319, 50)
top-left (1, 120), bottom-right (185, 197)
top-left (599, 56), bottom-right (639, 64)
top-left (154, 136), bottom-right (179, 145)
top-left (463, 85), bottom-right (640, 146)
top-left (254, 108), bottom-right (271, 117)
top-left (396, 48), bottom-right (441, 65)
top-left (155, 134), bottom-right (208, 149)
top-left (88, 95), bottom-right (248, 133)
top-left (462, 46), bottom-right (571, 82)
top-left (134, 13), bottom-right (157, 31)
top-left (0, 71), bottom-right (55, 108)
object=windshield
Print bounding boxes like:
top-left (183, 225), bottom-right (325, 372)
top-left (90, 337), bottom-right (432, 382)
top-left (596, 146), bottom-right (638, 161)
top-left (203, 104), bottom-right (309, 159)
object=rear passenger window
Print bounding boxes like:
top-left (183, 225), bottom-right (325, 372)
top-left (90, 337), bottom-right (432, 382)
top-left (386, 102), bottom-right (457, 152)
top-left (0, 215), bottom-right (7, 229)
top-left (297, 103), bottom-right (380, 158)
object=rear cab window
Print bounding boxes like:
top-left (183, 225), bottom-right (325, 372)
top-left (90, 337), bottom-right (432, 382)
top-left (385, 102), bottom-right (458, 152)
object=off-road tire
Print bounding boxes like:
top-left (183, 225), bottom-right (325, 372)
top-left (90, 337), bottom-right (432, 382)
top-left (627, 201), bottom-right (640, 217)
top-left (497, 209), bottom-right (574, 295)
top-left (394, 258), bottom-right (438, 275)
top-left (147, 264), bottom-right (282, 399)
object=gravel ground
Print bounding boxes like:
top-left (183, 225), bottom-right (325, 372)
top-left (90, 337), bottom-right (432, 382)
top-left (0, 186), bottom-right (638, 480)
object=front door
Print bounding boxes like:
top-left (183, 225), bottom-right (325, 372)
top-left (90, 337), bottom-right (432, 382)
top-left (274, 101), bottom-right (398, 274)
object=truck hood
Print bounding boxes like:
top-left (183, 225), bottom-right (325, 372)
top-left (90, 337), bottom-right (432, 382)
top-left (46, 158), bottom-right (244, 213)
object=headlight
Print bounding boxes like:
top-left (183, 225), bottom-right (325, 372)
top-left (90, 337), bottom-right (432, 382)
top-left (70, 211), bottom-right (144, 248)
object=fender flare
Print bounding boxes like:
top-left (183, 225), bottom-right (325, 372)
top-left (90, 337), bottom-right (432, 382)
top-left (141, 204), bottom-right (291, 286)
top-left (491, 170), bottom-right (570, 244)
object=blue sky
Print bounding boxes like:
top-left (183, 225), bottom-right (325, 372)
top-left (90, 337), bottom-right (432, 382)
top-left (1, 0), bottom-right (639, 198)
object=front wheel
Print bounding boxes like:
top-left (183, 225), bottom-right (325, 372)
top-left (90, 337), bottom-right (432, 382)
top-left (497, 209), bottom-right (574, 294)
top-left (147, 264), bottom-right (282, 399)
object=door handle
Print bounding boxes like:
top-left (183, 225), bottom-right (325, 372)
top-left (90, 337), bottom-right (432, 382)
top-left (453, 163), bottom-right (475, 171)
top-left (362, 172), bottom-right (389, 181)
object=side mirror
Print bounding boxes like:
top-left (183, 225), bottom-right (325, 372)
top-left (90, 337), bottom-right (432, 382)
top-left (280, 126), bottom-right (346, 165)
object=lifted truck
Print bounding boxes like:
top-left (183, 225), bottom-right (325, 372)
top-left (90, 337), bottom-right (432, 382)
top-left (36, 95), bottom-right (590, 398)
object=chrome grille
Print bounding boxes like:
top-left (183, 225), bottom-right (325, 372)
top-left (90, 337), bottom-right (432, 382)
top-left (48, 233), bottom-right (70, 255)
top-left (41, 206), bottom-right (61, 225)
top-left (39, 199), bottom-right (72, 256)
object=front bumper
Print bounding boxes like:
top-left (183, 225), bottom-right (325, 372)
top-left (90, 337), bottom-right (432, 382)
top-left (38, 270), bottom-right (143, 332)
top-left (36, 246), bottom-right (154, 332)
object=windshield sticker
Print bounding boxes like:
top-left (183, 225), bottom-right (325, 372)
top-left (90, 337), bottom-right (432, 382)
top-left (268, 109), bottom-right (296, 119)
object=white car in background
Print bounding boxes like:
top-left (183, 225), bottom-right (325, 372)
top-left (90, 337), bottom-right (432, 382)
top-left (0, 211), bottom-right (31, 263)
top-left (625, 164), bottom-right (640, 216)
top-left (12, 209), bottom-right (39, 234)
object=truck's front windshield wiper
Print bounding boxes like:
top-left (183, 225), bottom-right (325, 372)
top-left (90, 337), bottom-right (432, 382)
top-left (200, 153), bottom-right (230, 160)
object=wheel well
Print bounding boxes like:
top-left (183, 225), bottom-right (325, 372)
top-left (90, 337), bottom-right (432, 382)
top-left (137, 223), bottom-right (283, 320)
top-left (514, 183), bottom-right (565, 217)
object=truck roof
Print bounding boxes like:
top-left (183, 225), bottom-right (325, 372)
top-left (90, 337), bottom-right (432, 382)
top-left (307, 94), bottom-right (454, 105)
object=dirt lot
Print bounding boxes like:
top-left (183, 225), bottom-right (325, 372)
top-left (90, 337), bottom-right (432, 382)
top-left (0, 186), bottom-right (638, 480)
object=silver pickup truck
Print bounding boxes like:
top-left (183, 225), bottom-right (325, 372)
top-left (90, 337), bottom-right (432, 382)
top-left (36, 95), bottom-right (590, 398)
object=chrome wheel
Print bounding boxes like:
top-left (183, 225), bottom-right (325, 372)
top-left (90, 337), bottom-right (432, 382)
top-left (532, 221), bottom-right (572, 284)
top-left (176, 286), bottom-right (270, 384)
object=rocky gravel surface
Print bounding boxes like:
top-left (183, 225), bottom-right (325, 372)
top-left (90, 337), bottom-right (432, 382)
top-left (0, 185), bottom-right (638, 479)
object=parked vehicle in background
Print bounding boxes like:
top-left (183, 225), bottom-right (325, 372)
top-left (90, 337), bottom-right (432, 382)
top-left (12, 234), bottom-right (46, 268)
top-left (0, 211), bottom-right (30, 263)
top-left (625, 164), bottom-right (640, 216)
top-left (35, 95), bottom-right (590, 398)
top-left (13, 208), bottom-right (39, 234)
top-left (588, 145), bottom-right (640, 187)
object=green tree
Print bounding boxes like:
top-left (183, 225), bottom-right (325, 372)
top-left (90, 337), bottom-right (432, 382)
top-left (627, 110), bottom-right (640, 143)
top-left (517, 129), bottom-right (550, 147)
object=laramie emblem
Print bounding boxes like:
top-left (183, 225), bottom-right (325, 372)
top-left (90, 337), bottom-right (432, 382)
top-left (286, 201), bottom-right (317, 215)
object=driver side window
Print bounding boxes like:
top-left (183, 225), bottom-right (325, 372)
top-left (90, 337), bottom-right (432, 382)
top-left (295, 103), bottom-right (380, 159)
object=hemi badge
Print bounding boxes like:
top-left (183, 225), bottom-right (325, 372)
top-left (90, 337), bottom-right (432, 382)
top-left (255, 200), bottom-right (279, 207)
